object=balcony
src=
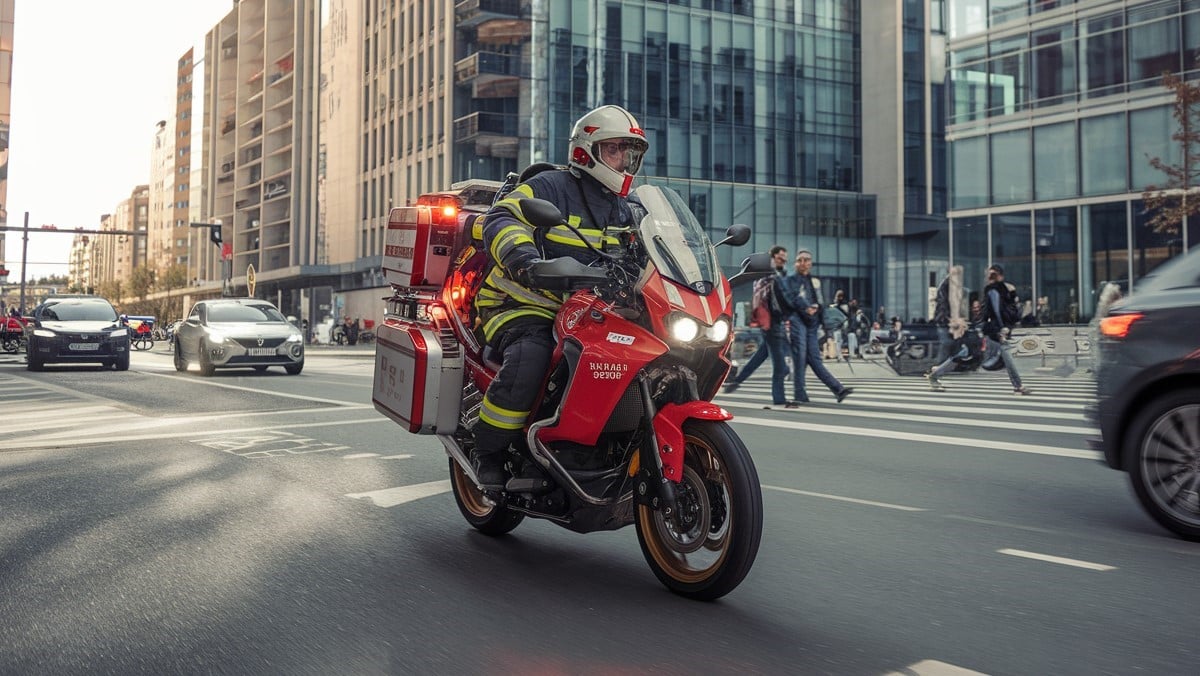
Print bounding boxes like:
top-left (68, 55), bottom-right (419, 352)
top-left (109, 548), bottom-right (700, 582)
top-left (455, 0), bottom-right (520, 28)
top-left (454, 111), bottom-right (518, 140)
top-left (455, 52), bottom-right (522, 98)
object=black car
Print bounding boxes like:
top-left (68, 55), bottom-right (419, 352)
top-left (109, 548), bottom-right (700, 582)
top-left (1089, 247), bottom-right (1200, 540)
top-left (26, 295), bottom-right (130, 371)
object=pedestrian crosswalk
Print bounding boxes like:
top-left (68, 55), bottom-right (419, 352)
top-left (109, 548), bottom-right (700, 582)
top-left (714, 371), bottom-right (1099, 460)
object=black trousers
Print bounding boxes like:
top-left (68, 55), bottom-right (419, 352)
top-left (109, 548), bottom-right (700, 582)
top-left (473, 321), bottom-right (555, 455)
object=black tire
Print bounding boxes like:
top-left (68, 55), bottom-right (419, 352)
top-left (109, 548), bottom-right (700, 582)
top-left (449, 458), bottom-right (524, 535)
top-left (635, 420), bottom-right (763, 601)
top-left (198, 342), bottom-right (216, 377)
top-left (284, 361), bottom-right (304, 375)
top-left (2, 337), bottom-right (18, 353)
top-left (1126, 388), bottom-right (1200, 541)
top-left (113, 350), bottom-right (130, 371)
top-left (26, 354), bottom-right (42, 371)
top-left (173, 339), bottom-right (187, 372)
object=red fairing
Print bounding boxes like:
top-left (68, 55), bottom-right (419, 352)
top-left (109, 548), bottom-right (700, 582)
top-left (536, 294), bottom-right (668, 446)
top-left (653, 402), bottom-right (733, 482)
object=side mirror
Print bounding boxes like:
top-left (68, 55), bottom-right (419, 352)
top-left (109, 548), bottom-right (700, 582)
top-left (518, 198), bottom-right (566, 229)
top-left (714, 223), bottom-right (751, 248)
top-left (727, 252), bottom-right (775, 289)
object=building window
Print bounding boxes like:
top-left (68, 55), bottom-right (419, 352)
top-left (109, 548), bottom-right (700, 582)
top-left (951, 135), bottom-right (988, 209)
top-left (952, 215), bottom-right (989, 303)
top-left (1081, 113), bottom-right (1128, 196)
top-left (1031, 23), bottom-right (1076, 107)
top-left (992, 211), bottom-right (1033, 304)
top-left (1130, 106), bottom-right (1175, 191)
top-left (1134, 199), bottom-right (1184, 279)
top-left (988, 34), bottom-right (1028, 115)
top-left (990, 128), bottom-right (1031, 204)
top-left (1080, 202), bottom-right (1128, 321)
top-left (1034, 121), bottom-right (1077, 200)
top-left (1034, 207), bottom-right (1079, 324)
top-left (1127, 6), bottom-right (1180, 90)
top-left (1080, 12), bottom-right (1125, 99)
top-left (949, 0), bottom-right (987, 39)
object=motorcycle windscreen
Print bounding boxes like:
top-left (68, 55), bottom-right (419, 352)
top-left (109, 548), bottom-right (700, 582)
top-left (631, 185), bottom-right (721, 296)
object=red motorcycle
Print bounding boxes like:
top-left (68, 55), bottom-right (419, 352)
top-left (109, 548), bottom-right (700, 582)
top-left (2, 315), bottom-right (25, 354)
top-left (373, 184), bottom-right (771, 600)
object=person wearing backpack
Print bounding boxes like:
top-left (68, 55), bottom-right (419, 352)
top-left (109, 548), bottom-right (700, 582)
top-left (982, 264), bottom-right (1031, 395)
top-left (723, 245), bottom-right (794, 406)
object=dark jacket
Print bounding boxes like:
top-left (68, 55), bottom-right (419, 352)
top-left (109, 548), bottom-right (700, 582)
top-left (784, 272), bottom-right (824, 327)
top-left (477, 169), bottom-right (634, 342)
top-left (983, 280), bottom-right (1016, 338)
top-left (933, 278), bottom-right (950, 327)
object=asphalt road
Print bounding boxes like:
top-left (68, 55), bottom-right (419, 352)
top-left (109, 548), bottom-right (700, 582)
top-left (0, 347), bottom-right (1194, 675)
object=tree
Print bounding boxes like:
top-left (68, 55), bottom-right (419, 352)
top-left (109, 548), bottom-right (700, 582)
top-left (1142, 71), bottom-right (1200, 235)
top-left (128, 266), bottom-right (156, 299)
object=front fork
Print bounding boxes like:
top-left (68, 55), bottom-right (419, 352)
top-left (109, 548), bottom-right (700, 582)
top-left (634, 375), bottom-right (734, 515)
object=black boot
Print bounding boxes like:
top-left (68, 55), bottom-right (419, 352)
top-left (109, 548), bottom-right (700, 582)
top-left (471, 450), bottom-right (507, 490)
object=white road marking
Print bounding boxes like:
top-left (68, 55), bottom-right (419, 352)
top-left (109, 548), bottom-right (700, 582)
top-left (139, 369), bottom-right (366, 406)
top-left (997, 548), bottom-right (1116, 571)
top-left (721, 390), bottom-right (1086, 420)
top-left (734, 416), bottom-right (1099, 460)
top-left (381, 454), bottom-right (414, 460)
top-left (884, 659), bottom-right (989, 675)
top-left (346, 480), bottom-right (452, 507)
top-left (342, 453), bottom-right (380, 459)
top-left (764, 484), bottom-right (926, 511)
top-left (719, 398), bottom-right (1097, 435)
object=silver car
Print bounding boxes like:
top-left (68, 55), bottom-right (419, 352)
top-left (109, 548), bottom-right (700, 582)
top-left (173, 298), bottom-right (304, 376)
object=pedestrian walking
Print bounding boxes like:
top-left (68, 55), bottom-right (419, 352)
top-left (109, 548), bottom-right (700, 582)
top-left (932, 265), bottom-right (965, 362)
top-left (981, 264), bottom-right (1030, 395)
top-left (924, 317), bottom-right (978, 391)
top-left (723, 245), bottom-right (794, 406)
top-left (782, 249), bottom-right (853, 405)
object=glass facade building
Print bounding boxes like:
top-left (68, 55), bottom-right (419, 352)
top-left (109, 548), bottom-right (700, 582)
top-left (947, 0), bottom-right (1197, 322)
top-left (454, 1), bottom-right (878, 308)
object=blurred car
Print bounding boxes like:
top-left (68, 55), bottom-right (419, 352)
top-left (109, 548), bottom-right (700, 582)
top-left (173, 298), bottom-right (304, 376)
top-left (25, 295), bottom-right (130, 371)
top-left (1088, 247), bottom-right (1200, 540)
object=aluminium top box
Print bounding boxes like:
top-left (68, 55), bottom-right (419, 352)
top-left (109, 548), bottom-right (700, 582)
top-left (382, 206), bottom-right (459, 290)
top-left (372, 320), bottom-right (463, 435)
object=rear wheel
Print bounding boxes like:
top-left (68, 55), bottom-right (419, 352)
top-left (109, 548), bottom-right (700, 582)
top-left (2, 337), bottom-right (18, 353)
top-left (635, 420), bottom-right (763, 601)
top-left (449, 458), bottom-right (523, 535)
top-left (173, 339), bottom-right (187, 372)
top-left (198, 342), bottom-right (216, 377)
top-left (1127, 388), bottom-right (1200, 541)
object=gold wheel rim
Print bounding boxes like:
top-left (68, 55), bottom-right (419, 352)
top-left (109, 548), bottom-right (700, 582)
top-left (638, 434), bottom-right (733, 585)
top-left (452, 461), bottom-right (494, 518)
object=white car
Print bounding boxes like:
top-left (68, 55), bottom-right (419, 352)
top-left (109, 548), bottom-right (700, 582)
top-left (173, 298), bottom-right (304, 376)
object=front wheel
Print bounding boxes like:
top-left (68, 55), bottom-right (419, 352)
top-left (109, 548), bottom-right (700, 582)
top-left (449, 457), bottom-right (523, 535)
top-left (2, 337), bottom-right (18, 353)
top-left (198, 342), bottom-right (216, 377)
top-left (1127, 388), bottom-right (1200, 541)
top-left (636, 420), bottom-right (763, 601)
top-left (173, 339), bottom-right (187, 372)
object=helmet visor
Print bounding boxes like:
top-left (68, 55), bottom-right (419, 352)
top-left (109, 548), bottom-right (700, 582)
top-left (595, 138), bottom-right (647, 176)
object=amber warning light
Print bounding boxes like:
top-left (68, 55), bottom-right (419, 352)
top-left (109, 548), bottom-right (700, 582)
top-left (1099, 313), bottom-right (1143, 339)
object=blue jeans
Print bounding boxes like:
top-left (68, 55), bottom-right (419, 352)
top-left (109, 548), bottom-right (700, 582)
top-left (734, 324), bottom-right (790, 404)
top-left (788, 317), bottom-right (844, 402)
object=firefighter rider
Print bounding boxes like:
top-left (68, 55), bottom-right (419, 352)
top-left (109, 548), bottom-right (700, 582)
top-left (471, 104), bottom-right (649, 490)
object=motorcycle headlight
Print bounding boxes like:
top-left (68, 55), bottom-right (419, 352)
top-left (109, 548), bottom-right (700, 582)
top-left (33, 328), bottom-right (56, 338)
top-left (670, 316), bottom-right (700, 343)
top-left (706, 318), bottom-right (731, 343)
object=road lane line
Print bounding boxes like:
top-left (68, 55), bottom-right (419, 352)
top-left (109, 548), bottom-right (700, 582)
top-left (721, 391), bottom-right (1086, 420)
top-left (346, 480), bottom-right (451, 507)
top-left (138, 370), bottom-right (366, 406)
top-left (733, 415), bottom-right (1100, 460)
top-left (997, 548), bottom-right (1116, 571)
top-left (884, 659), bottom-right (988, 675)
top-left (763, 485), bottom-right (926, 511)
top-left (718, 399), bottom-right (1097, 435)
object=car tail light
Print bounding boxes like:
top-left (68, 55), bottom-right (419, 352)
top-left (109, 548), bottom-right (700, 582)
top-left (1099, 313), bottom-right (1143, 339)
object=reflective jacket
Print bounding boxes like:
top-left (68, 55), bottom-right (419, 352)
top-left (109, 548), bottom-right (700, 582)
top-left (476, 168), bottom-right (635, 342)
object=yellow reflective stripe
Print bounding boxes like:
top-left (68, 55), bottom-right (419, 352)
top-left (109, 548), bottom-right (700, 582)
top-left (482, 307), bottom-right (557, 342)
top-left (545, 225), bottom-right (620, 248)
top-left (481, 396), bottom-right (527, 420)
top-left (567, 214), bottom-right (582, 227)
top-left (489, 275), bottom-right (560, 309)
top-left (489, 224), bottom-right (534, 262)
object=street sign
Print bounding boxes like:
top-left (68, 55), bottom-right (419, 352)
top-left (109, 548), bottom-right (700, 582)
top-left (247, 264), bottom-right (257, 297)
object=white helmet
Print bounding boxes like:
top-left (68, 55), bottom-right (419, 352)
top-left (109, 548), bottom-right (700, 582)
top-left (567, 105), bottom-right (648, 197)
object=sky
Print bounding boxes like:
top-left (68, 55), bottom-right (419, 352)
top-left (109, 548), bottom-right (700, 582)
top-left (4, 0), bottom-right (234, 281)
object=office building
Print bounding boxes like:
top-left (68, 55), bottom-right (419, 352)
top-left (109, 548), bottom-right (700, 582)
top-left (0, 0), bottom-right (14, 284)
top-left (946, 0), bottom-right (1198, 323)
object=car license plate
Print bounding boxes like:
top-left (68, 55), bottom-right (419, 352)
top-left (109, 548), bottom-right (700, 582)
top-left (247, 347), bottom-right (275, 356)
top-left (69, 342), bottom-right (99, 351)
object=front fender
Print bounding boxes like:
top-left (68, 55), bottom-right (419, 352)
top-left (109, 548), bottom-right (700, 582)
top-left (652, 402), bottom-right (734, 482)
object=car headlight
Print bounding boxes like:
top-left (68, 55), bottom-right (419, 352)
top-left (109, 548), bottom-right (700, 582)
top-left (706, 318), bottom-right (731, 343)
top-left (33, 328), bottom-right (56, 338)
top-left (286, 333), bottom-right (303, 343)
top-left (670, 316), bottom-right (700, 343)
top-left (208, 332), bottom-right (229, 343)
top-left (109, 328), bottom-right (128, 337)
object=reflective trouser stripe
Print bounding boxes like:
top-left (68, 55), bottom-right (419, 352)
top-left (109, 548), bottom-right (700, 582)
top-left (482, 307), bottom-right (557, 343)
top-left (479, 395), bottom-right (528, 430)
top-left (489, 224), bottom-right (535, 263)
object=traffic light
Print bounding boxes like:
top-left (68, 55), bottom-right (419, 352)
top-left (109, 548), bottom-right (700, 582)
top-left (210, 224), bottom-right (222, 246)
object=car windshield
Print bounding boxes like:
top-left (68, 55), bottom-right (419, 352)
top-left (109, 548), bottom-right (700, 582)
top-left (632, 185), bottom-right (720, 294)
top-left (40, 301), bottom-right (117, 322)
top-left (207, 304), bottom-right (286, 323)
top-left (1134, 246), bottom-right (1200, 293)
